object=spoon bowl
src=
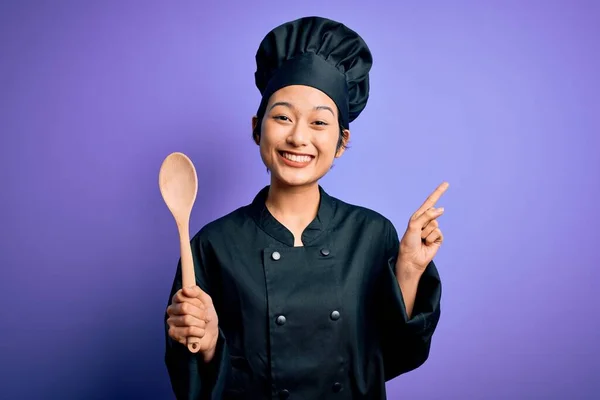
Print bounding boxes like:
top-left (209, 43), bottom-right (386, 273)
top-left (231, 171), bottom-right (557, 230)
top-left (159, 152), bottom-right (198, 220)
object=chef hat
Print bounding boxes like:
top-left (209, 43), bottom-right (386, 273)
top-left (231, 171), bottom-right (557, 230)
top-left (254, 16), bottom-right (373, 129)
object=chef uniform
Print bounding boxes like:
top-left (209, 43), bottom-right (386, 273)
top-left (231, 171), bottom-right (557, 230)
top-left (164, 16), bottom-right (442, 400)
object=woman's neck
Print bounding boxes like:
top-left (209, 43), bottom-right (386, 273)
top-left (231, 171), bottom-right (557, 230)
top-left (265, 180), bottom-right (320, 246)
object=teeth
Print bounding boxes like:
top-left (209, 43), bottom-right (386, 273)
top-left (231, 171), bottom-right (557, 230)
top-left (282, 152), bottom-right (312, 163)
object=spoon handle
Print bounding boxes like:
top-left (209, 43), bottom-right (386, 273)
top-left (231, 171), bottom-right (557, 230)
top-left (178, 222), bottom-right (202, 353)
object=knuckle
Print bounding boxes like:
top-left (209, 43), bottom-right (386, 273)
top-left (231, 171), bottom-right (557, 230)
top-left (203, 294), bottom-right (214, 305)
top-left (180, 303), bottom-right (189, 314)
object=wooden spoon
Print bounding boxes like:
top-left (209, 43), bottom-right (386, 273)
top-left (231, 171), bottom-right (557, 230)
top-left (159, 152), bottom-right (201, 353)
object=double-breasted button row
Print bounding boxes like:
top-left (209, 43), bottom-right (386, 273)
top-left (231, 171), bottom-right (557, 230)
top-left (275, 311), bottom-right (340, 325)
top-left (270, 249), bottom-right (331, 261)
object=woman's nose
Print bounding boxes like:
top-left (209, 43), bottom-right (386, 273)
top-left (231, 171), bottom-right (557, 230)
top-left (286, 125), bottom-right (309, 146)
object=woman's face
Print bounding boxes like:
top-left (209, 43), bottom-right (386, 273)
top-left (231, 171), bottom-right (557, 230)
top-left (253, 85), bottom-right (350, 188)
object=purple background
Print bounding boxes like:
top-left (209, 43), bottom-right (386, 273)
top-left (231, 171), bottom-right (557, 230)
top-left (1, 1), bottom-right (599, 399)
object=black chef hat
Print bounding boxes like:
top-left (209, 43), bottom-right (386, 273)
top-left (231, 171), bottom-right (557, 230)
top-left (254, 16), bottom-right (373, 129)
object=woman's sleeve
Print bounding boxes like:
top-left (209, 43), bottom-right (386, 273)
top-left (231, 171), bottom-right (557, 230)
top-left (377, 219), bottom-right (442, 381)
top-left (164, 234), bottom-right (232, 400)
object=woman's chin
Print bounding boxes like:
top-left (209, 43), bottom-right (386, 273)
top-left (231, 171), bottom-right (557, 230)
top-left (271, 170), bottom-right (321, 188)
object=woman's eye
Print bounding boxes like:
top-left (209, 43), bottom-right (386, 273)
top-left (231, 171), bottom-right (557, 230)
top-left (274, 115), bottom-right (290, 122)
top-left (314, 120), bottom-right (328, 126)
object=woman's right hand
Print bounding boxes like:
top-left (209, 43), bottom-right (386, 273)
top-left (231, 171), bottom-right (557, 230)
top-left (167, 285), bottom-right (219, 363)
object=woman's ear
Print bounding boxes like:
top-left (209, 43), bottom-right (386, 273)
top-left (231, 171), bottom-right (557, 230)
top-left (252, 116), bottom-right (260, 145)
top-left (335, 129), bottom-right (351, 158)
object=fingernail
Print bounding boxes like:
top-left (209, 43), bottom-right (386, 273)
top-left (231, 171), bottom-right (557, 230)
top-left (438, 207), bottom-right (445, 213)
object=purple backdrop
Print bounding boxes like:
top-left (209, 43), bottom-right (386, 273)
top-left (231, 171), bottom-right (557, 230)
top-left (1, 1), bottom-right (599, 399)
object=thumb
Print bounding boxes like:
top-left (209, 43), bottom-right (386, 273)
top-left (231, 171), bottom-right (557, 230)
top-left (182, 285), bottom-right (203, 298)
top-left (183, 285), bottom-right (213, 304)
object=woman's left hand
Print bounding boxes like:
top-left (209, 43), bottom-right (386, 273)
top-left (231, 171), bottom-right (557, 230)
top-left (397, 182), bottom-right (449, 274)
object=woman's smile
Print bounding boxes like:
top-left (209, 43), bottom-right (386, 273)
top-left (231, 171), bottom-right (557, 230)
top-left (278, 150), bottom-right (315, 168)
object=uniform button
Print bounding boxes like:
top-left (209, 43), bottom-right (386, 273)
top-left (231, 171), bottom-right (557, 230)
top-left (320, 248), bottom-right (330, 256)
top-left (272, 251), bottom-right (281, 261)
top-left (332, 382), bottom-right (342, 392)
top-left (330, 310), bottom-right (340, 321)
top-left (276, 315), bottom-right (286, 325)
top-left (279, 389), bottom-right (290, 399)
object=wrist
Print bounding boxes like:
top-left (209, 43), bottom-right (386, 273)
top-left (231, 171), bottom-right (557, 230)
top-left (396, 259), bottom-right (424, 282)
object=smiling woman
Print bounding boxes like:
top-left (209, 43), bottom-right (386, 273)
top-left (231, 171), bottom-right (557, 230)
top-left (164, 16), bottom-right (446, 400)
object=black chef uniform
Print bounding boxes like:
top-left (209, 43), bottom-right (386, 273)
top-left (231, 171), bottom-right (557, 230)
top-left (164, 16), bottom-right (442, 400)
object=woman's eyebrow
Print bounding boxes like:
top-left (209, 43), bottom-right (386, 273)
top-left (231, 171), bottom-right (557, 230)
top-left (268, 102), bottom-right (334, 117)
top-left (268, 101), bottom-right (294, 112)
top-left (314, 105), bottom-right (334, 116)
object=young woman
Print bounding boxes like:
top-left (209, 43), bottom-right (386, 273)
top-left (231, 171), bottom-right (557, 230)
top-left (164, 16), bottom-right (447, 400)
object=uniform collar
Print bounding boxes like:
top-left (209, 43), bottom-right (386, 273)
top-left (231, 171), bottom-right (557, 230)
top-left (249, 185), bottom-right (336, 247)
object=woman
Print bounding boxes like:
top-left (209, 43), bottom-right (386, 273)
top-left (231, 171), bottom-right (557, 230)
top-left (164, 16), bottom-right (447, 400)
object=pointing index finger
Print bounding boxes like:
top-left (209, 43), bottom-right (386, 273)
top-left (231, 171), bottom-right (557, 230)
top-left (414, 182), bottom-right (449, 217)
